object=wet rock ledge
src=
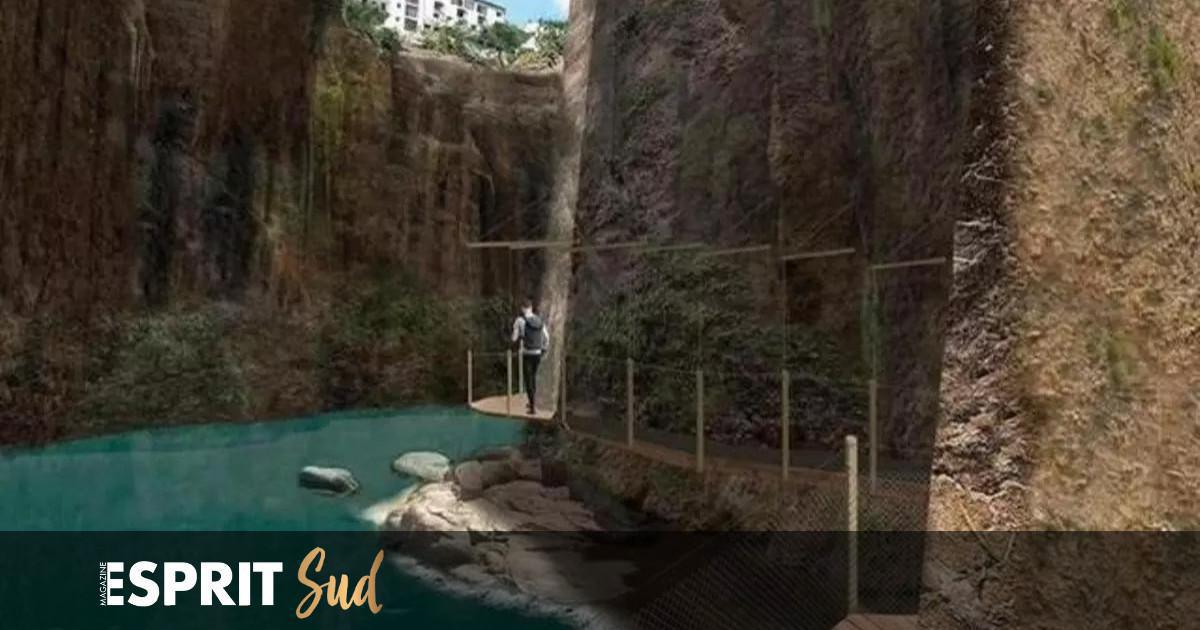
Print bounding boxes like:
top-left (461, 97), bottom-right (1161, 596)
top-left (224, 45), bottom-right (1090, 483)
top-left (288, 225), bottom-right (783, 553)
top-left (375, 446), bottom-right (635, 619)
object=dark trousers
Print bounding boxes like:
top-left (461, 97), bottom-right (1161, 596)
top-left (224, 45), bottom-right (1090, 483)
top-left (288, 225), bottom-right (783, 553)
top-left (522, 352), bottom-right (542, 410)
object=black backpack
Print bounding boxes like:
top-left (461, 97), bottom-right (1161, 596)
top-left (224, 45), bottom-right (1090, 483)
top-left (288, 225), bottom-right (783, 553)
top-left (522, 315), bottom-right (545, 351)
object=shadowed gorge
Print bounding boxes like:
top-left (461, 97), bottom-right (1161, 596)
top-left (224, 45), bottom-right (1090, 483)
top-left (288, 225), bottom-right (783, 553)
top-left (2, 0), bottom-right (1200, 628)
top-left (0, 0), bottom-right (563, 442)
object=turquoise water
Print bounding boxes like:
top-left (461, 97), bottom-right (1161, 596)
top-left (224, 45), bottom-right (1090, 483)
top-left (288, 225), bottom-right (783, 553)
top-left (0, 407), bottom-right (572, 629)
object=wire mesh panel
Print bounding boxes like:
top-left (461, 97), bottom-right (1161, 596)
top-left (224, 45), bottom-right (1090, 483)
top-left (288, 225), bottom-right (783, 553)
top-left (467, 351), bottom-right (513, 408)
top-left (704, 368), bottom-right (785, 472)
top-left (633, 363), bottom-right (699, 465)
top-left (783, 369), bottom-right (867, 476)
top-left (565, 353), bottom-right (626, 442)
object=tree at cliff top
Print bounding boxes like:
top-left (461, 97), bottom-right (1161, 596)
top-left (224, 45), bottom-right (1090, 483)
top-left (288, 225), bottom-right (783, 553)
top-left (515, 20), bottom-right (567, 70)
top-left (420, 22), bottom-right (530, 69)
top-left (473, 23), bottom-right (530, 68)
top-left (343, 0), bottom-right (402, 52)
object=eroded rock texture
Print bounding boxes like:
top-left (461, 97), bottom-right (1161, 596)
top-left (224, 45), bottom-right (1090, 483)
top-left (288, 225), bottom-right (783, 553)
top-left (0, 0), bottom-right (562, 440)
top-left (569, 0), bottom-right (980, 479)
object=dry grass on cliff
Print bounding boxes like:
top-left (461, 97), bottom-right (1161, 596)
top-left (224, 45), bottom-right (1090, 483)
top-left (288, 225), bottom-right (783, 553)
top-left (934, 0), bottom-right (1200, 533)
top-left (1012, 0), bottom-right (1199, 530)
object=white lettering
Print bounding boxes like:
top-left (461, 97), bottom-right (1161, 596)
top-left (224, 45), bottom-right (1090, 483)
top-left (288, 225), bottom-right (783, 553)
top-left (128, 561), bottom-right (160, 607)
top-left (107, 562), bottom-right (125, 606)
top-left (238, 562), bottom-right (251, 606)
top-left (163, 562), bottom-right (197, 606)
top-left (200, 562), bottom-right (235, 606)
top-left (252, 562), bottom-right (283, 606)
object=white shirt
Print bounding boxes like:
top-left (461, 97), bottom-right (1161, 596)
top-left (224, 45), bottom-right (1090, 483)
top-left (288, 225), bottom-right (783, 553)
top-left (512, 313), bottom-right (550, 355)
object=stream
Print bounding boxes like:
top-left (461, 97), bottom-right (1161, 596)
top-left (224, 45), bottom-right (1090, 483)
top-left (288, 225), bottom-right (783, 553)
top-left (0, 407), bottom-right (572, 629)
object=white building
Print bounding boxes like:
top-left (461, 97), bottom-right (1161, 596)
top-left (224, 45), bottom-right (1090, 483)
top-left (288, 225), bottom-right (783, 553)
top-left (382, 0), bottom-right (508, 35)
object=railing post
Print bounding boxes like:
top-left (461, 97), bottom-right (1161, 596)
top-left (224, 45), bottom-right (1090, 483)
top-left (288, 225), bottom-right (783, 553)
top-left (846, 434), bottom-right (859, 614)
top-left (868, 378), bottom-right (878, 493)
top-left (626, 357), bottom-right (635, 447)
top-left (505, 350), bottom-right (513, 418)
top-left (560, 351), bottom-right (568, 427)
top-left (695, 369), bottom-right (705, 473)
top-left (781, 369), bottom-right (790, 480)
top-left (518, 345), bottom-right (525, 394)
top-left (467, 349), bottom-right (474, 405)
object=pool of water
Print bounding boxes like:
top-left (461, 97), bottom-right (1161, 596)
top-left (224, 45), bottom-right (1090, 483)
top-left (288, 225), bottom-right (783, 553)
top-left (0, 407), bottom-right (572, 629)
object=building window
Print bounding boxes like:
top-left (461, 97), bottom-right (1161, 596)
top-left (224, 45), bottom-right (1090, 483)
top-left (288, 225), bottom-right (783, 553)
top-left (405, 18), bottom-right (418, 30)
top-left (405, 4), bottom-right (417, 17)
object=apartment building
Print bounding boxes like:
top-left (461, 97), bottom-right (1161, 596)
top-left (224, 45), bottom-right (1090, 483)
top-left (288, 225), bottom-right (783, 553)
top-left (383, 0), bottom-right (508, 34)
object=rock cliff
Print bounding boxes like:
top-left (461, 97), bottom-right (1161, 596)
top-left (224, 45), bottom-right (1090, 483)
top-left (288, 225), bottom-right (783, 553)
top-left (0, 0), bottom-right (563, 441)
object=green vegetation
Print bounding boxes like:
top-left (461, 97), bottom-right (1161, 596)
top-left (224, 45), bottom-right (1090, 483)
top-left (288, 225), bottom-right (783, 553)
top-left (812, 0), bottom-right (833, 41)
top-left (515, 20), bottom-right (567, 69)
top-left (1146, 25), bottom-right (1181, 94)
top-left (317, 270), bottom-right (493, 409)
top-left (571, 253), bottom-right (864, 442)
top-left (1108, 1), bottom-right (1184, 97)
top-left (342, 0), bottom-right (402, 52)
top-left (81, 310), bottom-right (250, 427)
top-left (421, 21), bottom-right (561, 69)
top-left (422, 23), bottom-right (481, 61)
top-left (473, 22), bottom-right (529, 68)
top-left (1108, 0), bottom-right (1138, 33)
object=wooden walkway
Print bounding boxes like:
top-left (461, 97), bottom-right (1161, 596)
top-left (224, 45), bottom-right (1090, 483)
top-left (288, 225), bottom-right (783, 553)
top-left (833, 614), bottom-right (918, 630)
top-left (469, 394), bottom-right (555, 422)
top-left (468, 395), bottom-right (849, 485)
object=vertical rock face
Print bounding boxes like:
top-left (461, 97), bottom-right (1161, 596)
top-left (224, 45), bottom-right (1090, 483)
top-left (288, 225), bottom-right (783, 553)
top-left (316, 37), bottom-right (563, 300)
top-left (0, 0), bottom-right (561, 317)
top-left (0, 0), bottom-right (152, 313)
top-left (568, 0), bottom-right (980, 462)
top-left (925, 0), bottom-right (1200, 627)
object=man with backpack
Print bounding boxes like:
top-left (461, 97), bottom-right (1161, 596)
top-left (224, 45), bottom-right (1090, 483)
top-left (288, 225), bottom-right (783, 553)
top-left (512, 299), bottom-right (550, 415)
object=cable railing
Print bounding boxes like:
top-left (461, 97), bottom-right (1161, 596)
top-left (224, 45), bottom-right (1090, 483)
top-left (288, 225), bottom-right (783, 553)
top-left (467, 347), bottom-right (937, 490)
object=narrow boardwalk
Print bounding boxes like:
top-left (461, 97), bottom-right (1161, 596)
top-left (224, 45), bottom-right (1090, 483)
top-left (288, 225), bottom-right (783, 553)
top-left (833, 614), bottom-right (919, 630)
top-left (469, 394), bottom-right (852, 486)
top-left (469, 394), bottom-right (554, 421)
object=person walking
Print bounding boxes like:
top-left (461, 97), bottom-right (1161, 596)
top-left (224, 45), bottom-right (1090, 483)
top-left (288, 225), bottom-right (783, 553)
top-left (512, 299), bottom-right (550, 415)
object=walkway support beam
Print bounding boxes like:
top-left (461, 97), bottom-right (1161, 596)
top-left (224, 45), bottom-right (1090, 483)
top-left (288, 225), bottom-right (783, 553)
top-left (847, 434), bottom-right (859, 614)
top-left (560, 352), bottom-right (568, 427)
top-left (506, 350), bottom-right (513, 418)
top-left (781, 369), bottom-right (790, 480)
top-left (467, 350), bottom-right (474, 405)
top-left (869, 378), bottom-right (878, 493)
top-left (779, 247), bottom-right (856, 262)
top-left (626, 357), bottom-right (635, 447)
top-left (695, 369), bottom-right (705, 473)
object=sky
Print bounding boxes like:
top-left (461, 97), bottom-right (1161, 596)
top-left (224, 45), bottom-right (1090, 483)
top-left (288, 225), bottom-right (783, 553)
top-left (502, 0), bottom-right (568, 24)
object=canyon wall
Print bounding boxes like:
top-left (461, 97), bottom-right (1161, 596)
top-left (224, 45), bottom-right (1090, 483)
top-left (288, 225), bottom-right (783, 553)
top-left (0, 0), bottom-right (563, 442)
top-left (924, 0), bottom-right (1200, 627)
top-left (567, 0), bottom-right (979, 466)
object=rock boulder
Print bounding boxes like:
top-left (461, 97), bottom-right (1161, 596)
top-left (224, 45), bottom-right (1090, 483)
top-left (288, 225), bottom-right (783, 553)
top-left (299, 466), bottom-right (359, 496)
top-left (392, 452), bottom-right (452, 482)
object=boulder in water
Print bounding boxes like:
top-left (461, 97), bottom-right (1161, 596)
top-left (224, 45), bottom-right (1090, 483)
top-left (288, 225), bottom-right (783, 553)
top-left (454, 461), bottom-right (483, 499)
top-left (299, 466), bottom-right (360, 496)
top-left (478, 460), bottom-right (518, 489)
top-left (392, 452), bottom-right (452, 482)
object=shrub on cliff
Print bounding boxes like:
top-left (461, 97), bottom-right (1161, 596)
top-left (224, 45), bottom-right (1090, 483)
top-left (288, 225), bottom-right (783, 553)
top-left (342, 0), bottom-right (402, 53)
top-left (570, 253), bottom-right (865, 445)
top-left (420, 22), bottom-right (532, 69)
top-left (515, 20), bottom-right (567, 70)
top-left (80, 309), bottom-right (250, 428)
top-left (318, 270), bottom-right (490, 409)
